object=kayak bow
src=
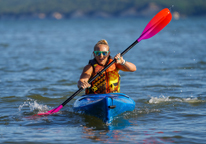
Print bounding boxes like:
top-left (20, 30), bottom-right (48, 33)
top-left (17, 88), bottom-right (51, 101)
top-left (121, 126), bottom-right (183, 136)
top-left (73, 93), bottom-right (135, 123)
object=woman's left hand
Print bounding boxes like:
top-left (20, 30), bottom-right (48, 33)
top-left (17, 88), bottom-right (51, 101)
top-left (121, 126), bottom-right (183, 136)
top-left (114, 53), bottom-right (124, 65)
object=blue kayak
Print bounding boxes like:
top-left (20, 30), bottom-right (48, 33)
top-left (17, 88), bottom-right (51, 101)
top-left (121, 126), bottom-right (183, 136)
top-left (73, 93), bottom-right (135, 123)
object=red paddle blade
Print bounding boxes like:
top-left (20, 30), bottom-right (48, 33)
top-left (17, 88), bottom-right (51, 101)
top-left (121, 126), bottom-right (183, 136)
top-left (137, 8), bottom-right (172, 42)
top-left (37, 105), bottom-right (63, 115)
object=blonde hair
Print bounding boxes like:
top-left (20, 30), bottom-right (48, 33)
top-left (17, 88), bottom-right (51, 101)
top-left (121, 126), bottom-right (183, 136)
top-left (94, 39), bottom-right (109, 51)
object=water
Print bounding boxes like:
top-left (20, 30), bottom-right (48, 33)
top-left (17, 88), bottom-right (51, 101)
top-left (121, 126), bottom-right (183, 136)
top-left (0, 17), bottom-right (206, 143)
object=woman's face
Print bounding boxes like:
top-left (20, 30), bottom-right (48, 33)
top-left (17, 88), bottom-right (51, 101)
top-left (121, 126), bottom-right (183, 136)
top-left (93, 44), bottom-right (110, 66)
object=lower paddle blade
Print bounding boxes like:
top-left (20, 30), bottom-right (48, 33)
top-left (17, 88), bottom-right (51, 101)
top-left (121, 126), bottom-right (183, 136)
top-left (37, 105), bottom-right (63, 115)
top-left (137, 8), bottom-right (172, 42)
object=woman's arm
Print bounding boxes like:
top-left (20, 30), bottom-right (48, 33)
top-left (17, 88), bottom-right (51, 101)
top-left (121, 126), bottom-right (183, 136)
top-left (114, 53), bottom-right (136, 72)
top-left (117, 61), bottom-right (137, 72)
top-left (77, 64), bottom-right (93, 89)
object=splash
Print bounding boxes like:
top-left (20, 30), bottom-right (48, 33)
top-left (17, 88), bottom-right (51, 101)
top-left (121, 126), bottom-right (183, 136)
top-left (137, 108), bottom-right (161, 114)
top-left (18, 98), bottom-right (50, 113)
top-left (149, 95), bottom-right (204, 104)
top-left (182, 97), bottom-right (204, 103)
top-left (149, 95), bottom-right (173, 104)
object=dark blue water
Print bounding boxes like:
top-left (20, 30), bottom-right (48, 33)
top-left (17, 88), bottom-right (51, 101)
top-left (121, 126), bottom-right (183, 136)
top-left (0, 17), bottom-right (206, 143)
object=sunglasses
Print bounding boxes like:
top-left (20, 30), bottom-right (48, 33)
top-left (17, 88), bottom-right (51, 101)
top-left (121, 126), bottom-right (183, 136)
top-left (94, 51), bottom-right (109, 56)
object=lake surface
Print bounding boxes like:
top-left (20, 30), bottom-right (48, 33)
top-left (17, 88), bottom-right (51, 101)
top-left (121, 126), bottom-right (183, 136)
top-left (0, 16), bottom-right (206, 143)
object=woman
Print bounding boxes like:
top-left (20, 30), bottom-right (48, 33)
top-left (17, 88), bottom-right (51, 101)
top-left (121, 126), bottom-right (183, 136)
top-left (78, 39), bottom-right (136, 94)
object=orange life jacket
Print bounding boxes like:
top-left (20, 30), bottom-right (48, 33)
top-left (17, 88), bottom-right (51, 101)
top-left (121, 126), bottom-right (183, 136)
top-left (85, 56), bottom-right (120, 94)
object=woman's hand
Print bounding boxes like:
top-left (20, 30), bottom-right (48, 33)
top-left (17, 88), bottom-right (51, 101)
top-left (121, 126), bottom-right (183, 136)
top-left (114, 53), bottom-right (136, 72)
top-left (78, 80), bottom-right (91, 89)
top-left (114, 53), bottom-right (125, 65)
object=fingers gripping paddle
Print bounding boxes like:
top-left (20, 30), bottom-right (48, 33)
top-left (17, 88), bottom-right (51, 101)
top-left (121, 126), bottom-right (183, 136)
top-left (37, 8), bottom-right (172, 116)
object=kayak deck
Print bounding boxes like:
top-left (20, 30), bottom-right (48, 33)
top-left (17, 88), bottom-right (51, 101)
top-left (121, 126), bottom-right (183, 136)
top-left (73, 93), bottom-right (135, 123)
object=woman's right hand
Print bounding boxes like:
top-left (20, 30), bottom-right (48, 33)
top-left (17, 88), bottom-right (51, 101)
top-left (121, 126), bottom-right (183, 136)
top-left (78, 80), bottom-right (91, 89)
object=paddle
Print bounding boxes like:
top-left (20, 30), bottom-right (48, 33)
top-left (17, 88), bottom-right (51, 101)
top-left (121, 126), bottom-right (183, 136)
top-left (37, 8), bottom-right (172, 116)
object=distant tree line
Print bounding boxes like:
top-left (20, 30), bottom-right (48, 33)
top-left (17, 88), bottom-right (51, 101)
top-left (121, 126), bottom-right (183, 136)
top-left (0, 0), bottom-right (205, 19)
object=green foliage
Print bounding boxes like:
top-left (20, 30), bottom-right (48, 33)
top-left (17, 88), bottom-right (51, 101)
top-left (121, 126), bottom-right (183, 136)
top-left (0, 0), bottom-right (206, 17)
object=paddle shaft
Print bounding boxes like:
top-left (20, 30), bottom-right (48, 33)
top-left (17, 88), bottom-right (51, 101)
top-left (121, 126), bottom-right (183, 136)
top-left (61, 40), bottom-right (139, 106)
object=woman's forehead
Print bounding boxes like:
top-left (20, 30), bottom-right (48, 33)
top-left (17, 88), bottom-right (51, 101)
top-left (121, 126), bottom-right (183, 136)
top-left (94, 44), bottom-right (109, 51)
